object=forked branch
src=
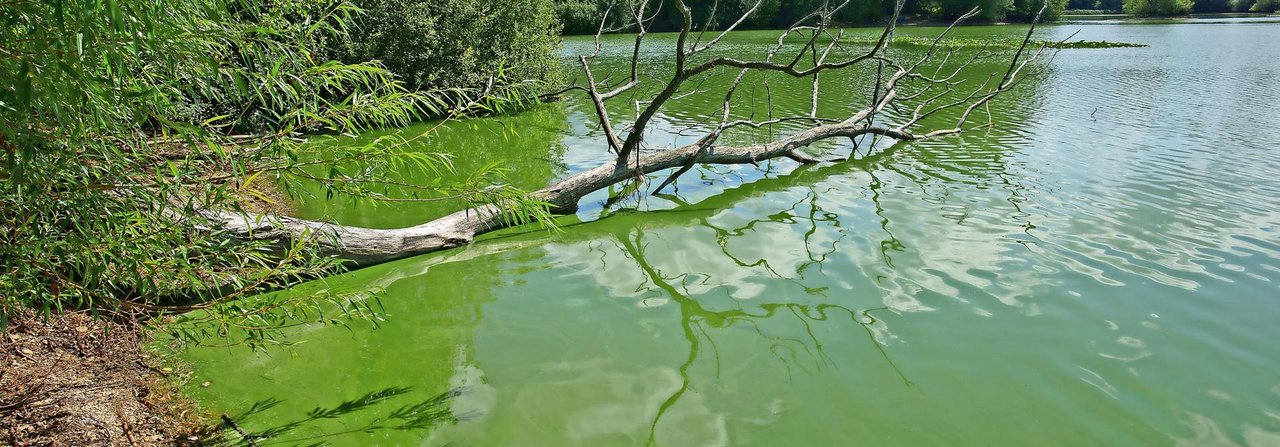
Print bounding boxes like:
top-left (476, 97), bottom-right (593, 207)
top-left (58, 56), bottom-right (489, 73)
top-left (216, 1), bottom-right (1055, 267)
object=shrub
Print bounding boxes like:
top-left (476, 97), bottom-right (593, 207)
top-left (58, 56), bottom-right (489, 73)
top-left (326, 0), bottom-right (565, 93)
top-left (0, 0), bottom-right (543, 343)
top-left (1192, 0), bottom-right (1233, 13)
top-left (558, 0), bottom-right (605, 35)
top-left (1124, 0), bottom-right (1193, 15)
top-left (1009, 0), bottom-right (1070, 21)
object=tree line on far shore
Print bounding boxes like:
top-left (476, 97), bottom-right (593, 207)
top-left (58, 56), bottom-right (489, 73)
top-left (555, 0), bottom-right (1278, 35)
top-left (557, 0), bottom-right (1066, 34)
top-left (1103, 0), bottom-right (1276, 16)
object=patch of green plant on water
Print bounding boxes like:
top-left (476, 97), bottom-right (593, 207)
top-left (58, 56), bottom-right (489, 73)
top-left (839, 36), bottom-right (1147, 49)
top-left (1048, 40), bottom-right (1149, 48)
top-left (1062, 9), bottom-right (1125, 14)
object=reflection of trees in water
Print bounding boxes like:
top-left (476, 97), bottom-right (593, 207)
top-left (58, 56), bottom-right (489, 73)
top-left (211, 64), bottom-right (1052, 442)
top-left (224, 387), bottom-right (465, 446)
top-left (541, 119), bottom-right (1063, 439)
top-left (240, 125), bottom-right (1044, 442)
top-left (614, 226), bottom-right (911, 446)
top-left (587, 155), bottom-right (921, 443)
top-left (868, 170), bottom-right (905, 269)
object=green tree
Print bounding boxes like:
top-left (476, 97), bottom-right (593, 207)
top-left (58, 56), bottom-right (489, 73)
top-left (325, 0), bottom-right (565, 92)
top-left (1231, 0), bottom-right (1255, 10)
top-left (1250, 0), bottom-right (1278, 11)
top-left (1009, 0), bottom-right (1068, 20)
top-left (0, 0), bottom-right (544, 339)
top-left (553, 0), bottom-right (1061, 36)
top-left (1192, 0), bottom-right (1232, 12)
top-left (930, 0), bottom-right (1015, 20)
top-left (1123, 0), bottom-right (1192, 15)
top-left (557, 0), bottom-right (606, 34)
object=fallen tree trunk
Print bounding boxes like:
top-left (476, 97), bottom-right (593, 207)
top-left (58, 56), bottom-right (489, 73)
top-left (217, 0), bottom-right (1052, 268)
top-left (216, 119), bottom-right (913, 266)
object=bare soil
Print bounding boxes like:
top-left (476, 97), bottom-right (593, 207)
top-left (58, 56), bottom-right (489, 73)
top-left (0, 309), bottom-right (211, 446)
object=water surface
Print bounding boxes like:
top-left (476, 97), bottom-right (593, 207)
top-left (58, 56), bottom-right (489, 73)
top-left (183, 20), bottom-right (1280, 446)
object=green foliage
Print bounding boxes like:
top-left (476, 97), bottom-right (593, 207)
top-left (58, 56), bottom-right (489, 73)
top-left (1230, 0), bottom-right (1255, 10)
top-left (0, 0), bottom-right (550, 342)
top-left (554, 0), bottom-right (1061, 34)
top-left (1059, 0), bottom-right (1121, 10)
top-left (838, 34), bottom-right (1143, 49)
top-left (1123, 0), bottom-right (1192, 15)
top-left (1189, 0), bottom-right (1274, 12)
top-left (1192, 0), bottom-right (1232, 13)
top-left (1049, 40), bottom-right (1147, 47)
top-left (1067, 0), bottom-right (1124, 11)
top-left (324, 0), bottom-right (565, 93)
top-left (1009, 0), bottom-right (1069, 21)
top-left (931, 0), bottom-right (1016, 21)
top-left (164, 284), bottom-right (390, 351)
top-left (1250, 0), bottom-right (1278, 12)
top-left (558, 0), bottom-right (607, 34)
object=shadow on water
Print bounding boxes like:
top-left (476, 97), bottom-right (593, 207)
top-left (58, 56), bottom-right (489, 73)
top-left (224, 387), bottom-right (466, 446)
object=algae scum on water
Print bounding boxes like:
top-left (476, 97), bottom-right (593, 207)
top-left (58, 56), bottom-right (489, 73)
top-left (180, 21), bottom-right (1280, 446)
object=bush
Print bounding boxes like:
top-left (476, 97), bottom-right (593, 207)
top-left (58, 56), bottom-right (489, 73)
top-left (558, 0), bottom-right (604, 35)
top-left (1009, 0), bottom-right (1070, 21)
top-left (1124, 0), bottom-right (1192, 15)
top-left (327, 0), bottom-right (565, 93)
top-left (1192, 0), bottom-right (1233, 13)
top-left (1251, 0), bottom-right (1278, 11)
top-left (553, 0), bottom-right (1067, 34)
top-left (0, 0), bottom-right (543, 344)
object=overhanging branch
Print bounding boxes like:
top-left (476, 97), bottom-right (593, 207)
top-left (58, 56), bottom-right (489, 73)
top-left (213, 1), bottom-right (1054, 268)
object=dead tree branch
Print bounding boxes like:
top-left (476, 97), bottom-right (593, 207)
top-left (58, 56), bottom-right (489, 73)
top-left (213, 1), bottom-right (1054, 267)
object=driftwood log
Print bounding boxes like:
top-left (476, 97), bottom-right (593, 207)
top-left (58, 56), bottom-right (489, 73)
top-left (217, 0), bottom-right (1051, 267)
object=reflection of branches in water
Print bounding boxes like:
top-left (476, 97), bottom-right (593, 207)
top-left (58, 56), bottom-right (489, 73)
top-left (225, 387), bottom-right (466, 446)
top-left (797, 189), bottom-right (846, 278)
top-left (877, 136), bottom-right (1039, 240)
top-left (601, 158), bottom-right (789, 213)
top-left (995, 157), bottom-right (1038, 239)
top-left (699, 188), bottom-right (844, 295)
top-left (858, 307), bottom-right (914, 388)
top-left (613, 231), bottom-right (699, 447)
top-left (612, 227), bottom-right (911, 447)
top-left (868, 171), bottom-right (905, 269)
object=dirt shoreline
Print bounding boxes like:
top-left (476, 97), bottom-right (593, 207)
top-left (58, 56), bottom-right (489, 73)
top-left (0, 309), bottom-right (211, 446)
top-left (0, 176), bottom-right (296, 446)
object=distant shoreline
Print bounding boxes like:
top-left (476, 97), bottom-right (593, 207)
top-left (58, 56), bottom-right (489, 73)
top-left (1062, 10), bottom-right (1280, 19)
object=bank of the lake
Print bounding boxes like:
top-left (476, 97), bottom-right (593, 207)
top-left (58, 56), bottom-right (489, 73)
top-left (0, 311), bottom-right (209, 446)
top-left (175, 19), bottom-right (1280, 446)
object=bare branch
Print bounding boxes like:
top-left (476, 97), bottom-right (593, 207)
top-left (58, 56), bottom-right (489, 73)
top-left (617, 0), bottom-right (695, 166)
top-left (212, 0), bottom-right (1058, 269)
top-left (578, 56), bottom-right (625, 153)
top-left (688, 0), bottom-right (765, 55)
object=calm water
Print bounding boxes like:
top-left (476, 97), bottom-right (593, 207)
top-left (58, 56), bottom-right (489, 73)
top-left (181, 21), bottom-right (1280, 446)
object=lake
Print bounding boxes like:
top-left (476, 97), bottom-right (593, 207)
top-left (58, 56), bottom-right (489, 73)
top-left (180, 19), bottom-right (1280, 446)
